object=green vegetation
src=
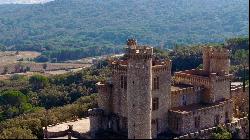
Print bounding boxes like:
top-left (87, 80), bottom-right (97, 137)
top-left (29, 74), bottom-right (49, 91)
top-left (0, 127), bottom-right (37, 139)
top-left (0, 0), bottom-right (248, 61)
top-left (210, 126), bottom-right (232, 139)
top-left (0, 62), bottom-right (110, 138)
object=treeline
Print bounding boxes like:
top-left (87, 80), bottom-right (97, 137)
top-left (36, 46), bottom-right (122, 62)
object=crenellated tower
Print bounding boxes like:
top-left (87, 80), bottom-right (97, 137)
top-left (202, 46), bottom-right (230, 75)
top-left (126, 39), bottom-right (153, 139)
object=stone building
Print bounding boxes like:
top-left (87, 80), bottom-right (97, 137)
top-left (88, 39), bottom-right (246, 139)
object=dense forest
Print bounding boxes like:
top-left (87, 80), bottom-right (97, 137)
top-left (0, 0), bottom-right (249, 61)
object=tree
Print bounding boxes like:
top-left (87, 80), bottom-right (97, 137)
top-left (211, 126), bottom-right (232, 139)
top-left (0, 90), bottom-right (27, 107)
top-left (35, 55), bottom-right (49, 62)
top-left (29, 75), bottom-right (49, 90)
top-left (0, 127), bottom-right (37, 139)
top-left (233, 49), bottom-right (249, 91)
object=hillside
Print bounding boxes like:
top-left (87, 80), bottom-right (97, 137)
top-left (0, 0), bottom-right (53, 4)
top-left (0, 0), bottom-right (248, 60)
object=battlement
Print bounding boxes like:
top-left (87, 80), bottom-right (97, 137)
top-left (169, 99), bottom-right (232, 115)
top-left (171, 86), bottom-right (202, 95)
top-left (126, 38), bottom-right (137, 47)
top-left (152, 60), bottom-right (172, 73)
top-left (210, 73), bottom-right (233, 81)
top-left (111, 62), bottom-right (128, 73)
top-left (202, 46), bottom-right (230, 74)
top-left (174, 72), bottom-right (210, 87)
top-left (203, 46), bottom-right (230, 59)
top-left (173, 117), bottom-right (249, 139)
top-left (126, 45), bottom-right (153, 59)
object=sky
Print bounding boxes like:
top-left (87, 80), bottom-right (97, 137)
top-left (0, 0), bottom-right (54, 4)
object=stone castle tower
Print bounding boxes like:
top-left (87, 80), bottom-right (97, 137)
top-left (201, 46), bottom-right (231, 104)
top-left (126, 39), bottom-right (153, 139)
top-left (202, 46), bottom-right (230, 75)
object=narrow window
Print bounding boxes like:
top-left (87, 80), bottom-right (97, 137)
top-left (156, 77), bottom-right (159, 89)
top-left (214, 115), bottom-right (220, 125)
top-left (195, 116), bottom-right (200, 128)
top-left (120, 75), bottom-right (124, 88)
top-left (156, 119), bottom-right (159, 133)
top-left (152, 97), bottom-right (159, 111)
top-left (153, 76), bottom-right (160, 90)
top-left (182, 95), bottom-right (187, 106)
top-left (124, 76), bottom-right (127, 89)
top-left (123, 117), bottom-right (128, 129)
top-left (225, 112), bottom-right (229, 123)
top-left (108, 120), bottom-right (112, 129)
top-left (120, 75), bottom-right (127, 89)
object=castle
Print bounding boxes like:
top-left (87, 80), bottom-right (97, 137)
top-left (88, 39), bottom-right (247, 139)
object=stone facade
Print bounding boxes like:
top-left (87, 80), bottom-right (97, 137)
top-left (88, 40), bottom-right (248, 139)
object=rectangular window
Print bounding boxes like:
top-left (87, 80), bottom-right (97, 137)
top-left (225, 112), bottom-right (229, 123)
top-left (195, 116), bottom-right (200, 128)
top-left (151, 119), bottom-right (159, 132)
top-left (156, 119), bottom-right (159, 133)
top-left (120, 75), bottom-right (127, 89)
top-left (182, 95), bottom-right (187, 106)
top-left (124, 76), bottom-right (127, 89)
top-left (214, 115), bottom-right (220, 125)
top-left (120, 75), bottom-right (124, 88)
top-left (153, 77), bottom-right (160, 90)
top-left (123, 117), bottom-right (128, 129)
top-left (152, 97), bottom-right (159, 111)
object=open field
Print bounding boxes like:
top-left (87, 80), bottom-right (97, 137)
top-left (0, 62), bottom-right (91, 74)
top-left (0, 51), bottom-right (41, 65)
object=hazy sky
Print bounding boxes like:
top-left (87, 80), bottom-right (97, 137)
top-left (0, 0), bottom-right (54, 4)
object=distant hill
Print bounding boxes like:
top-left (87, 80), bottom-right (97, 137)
top-left (0, 0), bottom-right (248, 52)
top-left (0, 0), bottom-right (53, 4)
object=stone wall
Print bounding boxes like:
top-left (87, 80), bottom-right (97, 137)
top-left (96, 82), bottom-right (112, 113)
top-left (173, 117), bottom-right (249, 139)
top-left (174, 72), bottom-right (210, 88)
top-left (171, 86), bottom-right (202, 108)
top-left (151, 61), bottom-right (172, 138)
top-left (202, 46), bottom-right (230, 75)
top-left (169, 99), bottom-right (233, 135)
top-left (43, 118), bottom-right (91, 139)
top-left (126, 45), bottom-right (153, 139)
top-left (210, 73), bottom-right (231, 103)
top-left (88, 108), bottom-right (104, 137)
